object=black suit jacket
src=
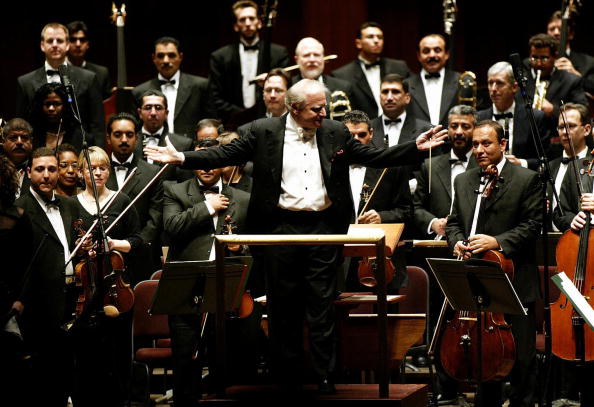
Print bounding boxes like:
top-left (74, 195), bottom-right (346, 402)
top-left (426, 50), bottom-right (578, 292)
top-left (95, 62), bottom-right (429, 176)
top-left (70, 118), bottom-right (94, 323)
top-left (332, 57), bottom-right (411, 118)
top-left (163, 179), bottom-right (249, 261)
top-left (477, 104), bottom-right (549, 170)
top-left (16, 65), bottom-right (105, 147)
top-left (370, 115), bottom-right (433, 149)
top-left (570, 50), bottom-right (594, 94)
top-left (84, 61), bottom-right (112, 100)
top-left (132, 72), bottom-right (210, 137)
top-left (208, 41), bottom-right (289, 121)
top-left (413, 153), bottom-right (477, 237)
top-left (446, 161), bottom-right (542, 302)
top-left (405, 69), bottom-right (460, 127)
top-left (179, 114), bottom-right (424, 235)
top-left (15, 191), bottom-right (78, 332)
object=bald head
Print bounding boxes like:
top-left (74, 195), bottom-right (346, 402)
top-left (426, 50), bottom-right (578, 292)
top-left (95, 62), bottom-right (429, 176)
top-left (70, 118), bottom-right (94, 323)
top-left (295, 37), bottom-right (325, 79)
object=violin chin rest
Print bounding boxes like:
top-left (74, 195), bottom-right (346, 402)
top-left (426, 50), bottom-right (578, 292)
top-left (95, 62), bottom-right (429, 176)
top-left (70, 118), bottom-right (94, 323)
top-left (103, 305), bottom-right (120, 318)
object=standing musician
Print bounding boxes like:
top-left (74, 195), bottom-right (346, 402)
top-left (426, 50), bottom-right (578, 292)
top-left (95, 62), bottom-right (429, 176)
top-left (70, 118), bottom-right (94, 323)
top-left (1, 118), bottom-right (34, 199)
top-left (446, 120), bottom-right (542, 407)
top-left (144, 79), bottom-right (447, 394)
top-left (478, 61), bottom-right (549, 170)
top-left (163, 138), bottom-right (251, 406)
top-left (69, 146), bottom-right (141, 407)
top-left (15, 147), bottom-right (80, 407)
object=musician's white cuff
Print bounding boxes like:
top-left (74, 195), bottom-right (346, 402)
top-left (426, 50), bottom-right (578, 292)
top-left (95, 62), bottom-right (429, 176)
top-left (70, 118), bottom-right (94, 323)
top-left (520, 159), bottom-right (528, 168)
top-left (427, 218), bottom-right (437, 235)
top-left (178, 152), bottom-right (186, 164)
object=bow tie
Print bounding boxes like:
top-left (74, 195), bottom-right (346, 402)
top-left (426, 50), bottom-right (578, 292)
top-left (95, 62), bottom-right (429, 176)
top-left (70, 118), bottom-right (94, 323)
top-left (384, 118), bottom-right (402, 126)
top-left (449, 156), bottom-right (468, 164)
top-left (159, 79), bottom-right (176, 86)
top-left (46, 69), bottom-right (60, 76)
top-left (364, 60), bottom-right (380, 70)
top-left (424, 72), bottom-right (441, 79)
top-left (45, 197), bottom-right (60, 210)
top-left (112, 161), bottom-right (132, 170)
top-left (243, 43), bottom-right (259, 51)
top-left (562, 156), bottom-right (577, 165)
top-left (143, 133), bottom-right (160, 141)
top-left (494, 112), bottom-right (513, 120)
top-left (199, 185), bottom-right (219, 194)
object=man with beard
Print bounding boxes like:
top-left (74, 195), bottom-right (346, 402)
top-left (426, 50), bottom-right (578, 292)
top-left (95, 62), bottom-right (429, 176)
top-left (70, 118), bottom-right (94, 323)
top-left (2, 118), bottom-right (34, 198)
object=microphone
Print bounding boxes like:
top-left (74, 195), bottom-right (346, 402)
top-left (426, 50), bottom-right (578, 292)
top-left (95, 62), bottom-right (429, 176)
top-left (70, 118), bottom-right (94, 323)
top-left (58, 65), bottom-right (74, 103)
top-left (509, 53), bottom-right (528, 98)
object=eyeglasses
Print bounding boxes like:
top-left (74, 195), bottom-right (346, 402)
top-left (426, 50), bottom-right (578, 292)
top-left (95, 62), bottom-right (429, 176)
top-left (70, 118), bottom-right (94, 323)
top-left (530, 55), bottom-right (550, 62)
top-left (141, 104), bottom-right (165, 111)
top-left (59, 162), bottom-right (79, 169)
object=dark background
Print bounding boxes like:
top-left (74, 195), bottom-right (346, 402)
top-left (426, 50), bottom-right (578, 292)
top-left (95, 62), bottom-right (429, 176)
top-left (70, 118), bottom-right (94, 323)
top-left (2, 0), bottom-right (593, 119)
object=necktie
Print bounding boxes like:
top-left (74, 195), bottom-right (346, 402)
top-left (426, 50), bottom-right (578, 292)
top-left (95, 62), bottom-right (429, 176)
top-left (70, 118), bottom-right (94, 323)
top-left (159, 79), bottom-right (176, 86)
top-left (199, 185), bottom-right (220, 194)
top-left (561, 156), bottom-right (576, 165)
top-left (243, 43), bottom-right (259, 51)
top-left (364, 60), bottom-right (380, 70)
top-left (493, 112), bottom-right (513, 120)
top-left (384, 118), bottom-right (402, 126)
top-left (424, 72), bottom-right (441, 79)
top-left (449, 156), bottom-right (468, 164)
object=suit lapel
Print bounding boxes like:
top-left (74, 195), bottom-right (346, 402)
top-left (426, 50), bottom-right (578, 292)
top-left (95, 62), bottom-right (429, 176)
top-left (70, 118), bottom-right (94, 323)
top-left (371, 118), bottom-right (386, 149)
top-left (409, 75), bottom-right (430, 118)
top-left (32, 67), bottom-right (48, 90)
top-left (400, 116), bottom-right (415, 144)
top-left (266, 116), bottom-right (287, 187)
top-left (59, 200), bottom-right (74, 247)
top-left (316, 122), bottom-right (334, 182)
top-left (27, 196), bottom-right (62, 244)
top-left (355, 61), bottom-right (375, 106)
top-left (484, 161), bottom-right (512, 210)
top-left (174, 73), bottom-right (190, 120)
top-left (439, 70), bottom-right (458, 124)
top-left (433, 156), bottom-right (452, 199)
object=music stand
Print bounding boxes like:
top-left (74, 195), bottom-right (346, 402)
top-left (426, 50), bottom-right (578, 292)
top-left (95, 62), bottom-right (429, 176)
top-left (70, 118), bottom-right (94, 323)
top-left (426, 257), bottom-right (526, 407)
top-left (150, 256), bottom-right (252, 316)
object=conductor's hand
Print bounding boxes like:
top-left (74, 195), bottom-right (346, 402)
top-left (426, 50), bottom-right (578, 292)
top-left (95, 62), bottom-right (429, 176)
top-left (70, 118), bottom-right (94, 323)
top-left (416, 125), bottom-right (448, 151)
top-left (206, 193), bottom-right (230, 212)
top-left (143, 136), bottom-right (185, 164)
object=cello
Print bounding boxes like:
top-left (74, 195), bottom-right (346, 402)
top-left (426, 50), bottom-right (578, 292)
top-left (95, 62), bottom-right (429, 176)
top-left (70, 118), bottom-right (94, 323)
top-left (436, 164), bottom-right (516, 382)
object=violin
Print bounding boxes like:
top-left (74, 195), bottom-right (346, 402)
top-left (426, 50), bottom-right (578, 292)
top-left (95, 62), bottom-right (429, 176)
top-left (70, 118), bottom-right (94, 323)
top-left (552, 145), bottom-right (594, 361)
top-left (437, 164), bottom-right (516, 382)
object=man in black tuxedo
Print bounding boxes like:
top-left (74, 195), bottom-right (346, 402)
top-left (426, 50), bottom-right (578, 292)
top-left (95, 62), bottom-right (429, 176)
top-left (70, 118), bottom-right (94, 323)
top-left (133, 37), bottom-right (210, 138)
top-left (16, 147), bottom-right (79, 407)
top-left (163, 138), bottom-right (250, 405)
top-left (16, 23), bottom-right (104, 148)
top-left (263, 68), bottom-right (289, 118)
top-left (134, 90), bottom-right (194, 181)
top-left (478, 61), bottom-right (549, 170)
top-left (105, 112), bottom-right (163, 283)
top-left (446, 121), bottom-right (542, 407)
top-left (342, 110), bottom-right (412, 289)
top-left (67, 20), bottom-right (112, 100)
top-left (332, 21), bottom-right (411, 118)
top-left (524, 33), bottom-right (587, 120)
top-left (2, 118), bottom-right (34, 199)
top-left (209, 0), bottom-right (289, 127)
top-left (291, 37), bottom-right (353, 114)
top-left (547, 11), bottom-right (594, 95)
top-left (145, 78), bottom-right (447, 393)
top-left (406, 34), bottom-right (460, 127)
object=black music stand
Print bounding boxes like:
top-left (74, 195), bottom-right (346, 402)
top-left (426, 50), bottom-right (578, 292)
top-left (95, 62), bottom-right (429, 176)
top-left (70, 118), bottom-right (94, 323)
top-left (150, 256), bottom-right (252, 316)
top-left (426, 257), bottom-right (526, 407)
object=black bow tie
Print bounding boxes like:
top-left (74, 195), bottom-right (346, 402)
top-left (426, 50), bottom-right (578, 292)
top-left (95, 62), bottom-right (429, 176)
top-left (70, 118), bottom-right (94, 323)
top-left (449, 156), bottom-right (468, 164)
top-left (424, 72), bottom-right (441, 79)
top-left (45, 197), bottom-right (60, 210)
top-left (243, 43), bottom-right (259, 51)
top-left (46, 69), bottom-right (59, 76)
top-left (199, 185), bottom-right (219, 194)
top-left (364, 60), bottom-right (380, 70)
top-left (494, 112), bottom-right (513, 120)
top-left (159, 79), bottom-right (176, 86)
top-left (112, 161), bottom-right (132, 170)
top-left (384, 118), bottom-right (402, 126)
top-left (143, 133), bottom-right (160, 140)
top-left (562, 156), bottom-right (577, 165)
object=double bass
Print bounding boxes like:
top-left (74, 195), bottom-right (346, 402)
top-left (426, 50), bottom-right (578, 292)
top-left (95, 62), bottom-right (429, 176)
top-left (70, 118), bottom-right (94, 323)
top-left (436, 164), bottom-right (516, 382)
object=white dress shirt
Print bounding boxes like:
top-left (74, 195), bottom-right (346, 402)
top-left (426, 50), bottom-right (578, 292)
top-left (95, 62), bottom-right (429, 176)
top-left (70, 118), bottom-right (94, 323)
top-left (382, 112), bottom-right (406, 147)
top-left (111, 153), bottom-right (134, 189)
top-left (159, 70), bottom-right (180, 133)
top-left (552, 147), bottom-right (588, 231)
top-left (45, 61), bottom-right (65, 84)
top-left (470, 157), bottom-right (507, 237)
top-left (349, 164), bottom-right (366, 216)
top-left (359, 57), bottom-right (382, 117)
top-left (198, 178), bottom-right (224, 261)
top-left (142, 126), bottom-right (165, 164)
top-left (420, 67), bottom-right (445, 125)
top-left (240, 41), bottom-right (259, 109)
top-left (278, 114), bottom-right (330, 211)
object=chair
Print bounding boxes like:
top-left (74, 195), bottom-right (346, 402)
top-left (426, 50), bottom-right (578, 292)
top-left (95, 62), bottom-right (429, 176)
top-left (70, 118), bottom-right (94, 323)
top-left (132, 280), bottom-right (172, 406)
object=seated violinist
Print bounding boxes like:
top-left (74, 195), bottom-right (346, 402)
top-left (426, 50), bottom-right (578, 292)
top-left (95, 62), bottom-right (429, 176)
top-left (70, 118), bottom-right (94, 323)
top-left (446, 120), bottom-right (542, 407)
top-left (69, 145), bottom-right (142, 407)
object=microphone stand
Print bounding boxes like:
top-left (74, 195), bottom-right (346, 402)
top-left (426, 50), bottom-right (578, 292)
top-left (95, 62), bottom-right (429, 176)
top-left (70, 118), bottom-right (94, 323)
top-left (509, 53), bottom-right (561, 407)
top-left (59, 66), bottom-right (112, 319)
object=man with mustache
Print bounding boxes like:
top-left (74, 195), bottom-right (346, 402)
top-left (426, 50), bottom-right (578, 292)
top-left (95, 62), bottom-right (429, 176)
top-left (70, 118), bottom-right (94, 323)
top-left (405, 34), bottom-right (460, 128)
top-left (133, 37), bottom-right (210, 138)
top-left (105, 112), bottom-right (164, 282)
top-left (478, 61), bottom-right (549, 170)
top-left (2, 118), bottom-right (34, 198)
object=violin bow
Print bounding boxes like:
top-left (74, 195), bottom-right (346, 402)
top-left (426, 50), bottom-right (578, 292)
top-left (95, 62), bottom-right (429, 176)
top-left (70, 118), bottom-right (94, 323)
top-left (357, 167), bottom-right (389, 223)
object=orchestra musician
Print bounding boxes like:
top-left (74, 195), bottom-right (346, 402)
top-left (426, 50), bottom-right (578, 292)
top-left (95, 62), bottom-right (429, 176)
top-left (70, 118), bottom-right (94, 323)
top-left (144, 78), bottom-right (447, 394)
top-left (446, 120), bottom-right (542, 407)
top-left (55, 143), bottom-right (81, 197)
top-left (263, 68), bottom-right (290, 118)
top-left (2, 118), bottom-right (34, 199)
